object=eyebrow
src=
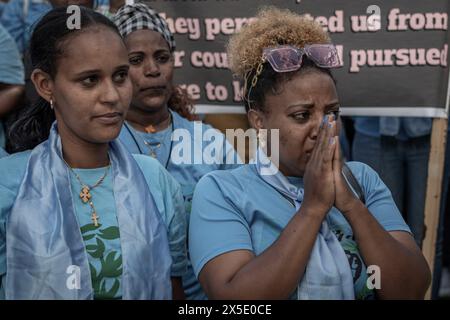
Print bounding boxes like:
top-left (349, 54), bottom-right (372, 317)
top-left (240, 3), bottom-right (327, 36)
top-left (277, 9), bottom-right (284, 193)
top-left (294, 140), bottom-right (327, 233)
top-left (286, 102), bottom-right (314, 110)
top-left (286, 100), bottom-right (340, 111)
top-left (325, 101), bottom-right (340, 108)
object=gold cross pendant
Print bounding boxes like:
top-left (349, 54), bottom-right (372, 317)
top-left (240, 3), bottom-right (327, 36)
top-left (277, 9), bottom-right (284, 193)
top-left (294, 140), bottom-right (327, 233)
top-left (91, 211), bottom-right (99, 227)
top-left (80, 186), bottom-right (91, 203)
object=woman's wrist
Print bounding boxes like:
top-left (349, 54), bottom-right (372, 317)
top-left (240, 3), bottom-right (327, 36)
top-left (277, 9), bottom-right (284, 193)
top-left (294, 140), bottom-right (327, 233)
top-left (299, 202), bottom-right (329, 222)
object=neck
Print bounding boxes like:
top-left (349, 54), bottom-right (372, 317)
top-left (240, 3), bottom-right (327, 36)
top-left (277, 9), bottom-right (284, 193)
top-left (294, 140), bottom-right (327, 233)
top-left (126, 106), bottom-right (171, 133)
top-left (59, 127), bottom-right (110, 169)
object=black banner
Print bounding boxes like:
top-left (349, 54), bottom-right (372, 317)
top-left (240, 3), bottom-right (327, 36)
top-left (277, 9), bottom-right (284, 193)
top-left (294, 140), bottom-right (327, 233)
top-left (145, 0), bottom-right (450, 117)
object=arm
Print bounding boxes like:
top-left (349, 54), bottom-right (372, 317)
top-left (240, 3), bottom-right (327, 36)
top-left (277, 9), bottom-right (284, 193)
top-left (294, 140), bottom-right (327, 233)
top-left (198, 207), bottom-right (326, 299)
top-left (0, 84), bottom-right (24, 117)
top-left (194, 118), bottom-right (338, 299)
top-left (171, 277), bottom-right (185, 300)
top-left (333, 141), bottom-right (431, 299)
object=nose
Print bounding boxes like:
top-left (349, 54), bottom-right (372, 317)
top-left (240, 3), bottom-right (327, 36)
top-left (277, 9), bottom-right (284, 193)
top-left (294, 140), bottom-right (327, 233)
top-left (143, 58), bottom-right (161, 77)
top-left (309, 113), bottom-right (323, 140)
top-left (100, 79), bottom-right (120, 105)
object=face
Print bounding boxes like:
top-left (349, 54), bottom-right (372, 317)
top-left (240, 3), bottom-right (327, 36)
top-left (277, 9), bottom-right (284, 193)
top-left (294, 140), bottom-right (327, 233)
top-left (45, 26), bottom-right (132, 144)
top-left (124, 29), bottom-right (174, 113)
top-left (251, 70), bottom-right (340, 177)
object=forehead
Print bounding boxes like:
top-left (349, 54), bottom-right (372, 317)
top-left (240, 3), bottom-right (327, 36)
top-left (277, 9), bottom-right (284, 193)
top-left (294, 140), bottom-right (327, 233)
top-left (264, 71), bottom-right (338, 110)
top-left (124, 29), bottom-right (170, 52)
top-left (58, 26), bottom-right (127, 72)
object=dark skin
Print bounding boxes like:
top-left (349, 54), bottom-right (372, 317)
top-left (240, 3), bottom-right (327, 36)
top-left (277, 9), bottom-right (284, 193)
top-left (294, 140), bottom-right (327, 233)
top-left (31, 25), bottom-right (183, 299)
top-left (31, 26), bottom-right (131, 169)
top-left (0, 83), bottom-right (24, 118)
top-left (198, 70), bottom-right (431, 300)
top-left (124, 29), bottom-right (175, 134)
top-left (124, 29), bottom-right (185, 299)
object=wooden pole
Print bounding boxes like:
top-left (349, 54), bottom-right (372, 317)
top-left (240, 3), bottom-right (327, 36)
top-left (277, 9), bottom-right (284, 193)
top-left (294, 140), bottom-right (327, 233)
top-left (423, 117), bottom-right (448, 299)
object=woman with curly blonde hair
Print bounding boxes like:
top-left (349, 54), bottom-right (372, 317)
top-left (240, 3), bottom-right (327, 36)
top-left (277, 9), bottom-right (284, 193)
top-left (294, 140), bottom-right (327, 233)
top-left (189, 7), bottom-right (430, 300)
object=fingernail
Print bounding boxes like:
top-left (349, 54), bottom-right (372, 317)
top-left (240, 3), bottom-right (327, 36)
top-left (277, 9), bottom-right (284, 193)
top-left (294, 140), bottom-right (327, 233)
top-left (321, 115), bottom-right (329, 128)
top-left (329, 137), bottom-right (335, 145)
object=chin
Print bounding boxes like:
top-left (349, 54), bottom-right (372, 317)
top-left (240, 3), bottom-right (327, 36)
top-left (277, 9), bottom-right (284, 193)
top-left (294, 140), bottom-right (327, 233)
top-left (95, 127), bottom-right (122, 144)
top-left (139, 97), bottom-right (168, 111)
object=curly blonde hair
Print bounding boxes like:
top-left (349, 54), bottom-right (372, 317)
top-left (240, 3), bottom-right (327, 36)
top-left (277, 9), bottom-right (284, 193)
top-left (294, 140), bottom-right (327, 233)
top-left (227, 6), bottom-right (330, 77)
top-left (227, 7), bottom-right (334, 111)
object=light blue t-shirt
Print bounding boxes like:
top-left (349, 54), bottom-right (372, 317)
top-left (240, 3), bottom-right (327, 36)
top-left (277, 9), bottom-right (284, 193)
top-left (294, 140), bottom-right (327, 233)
top-left (0, 23), bottom-right (24, 85)
top-left (0, 0), bottom-right (110, 55)
top-left (353, 117), bottom-right (432, 140)
top-left (189, 161), bottom-right (412, 300)
top-left (0, 150), bottom-right (187, 299)
top-left (119, 110), bottom-right (242, 300)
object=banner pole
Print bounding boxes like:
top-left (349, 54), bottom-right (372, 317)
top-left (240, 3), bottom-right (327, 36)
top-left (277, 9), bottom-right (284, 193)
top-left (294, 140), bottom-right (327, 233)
top-left (422, 30), bottom-right (450, 296)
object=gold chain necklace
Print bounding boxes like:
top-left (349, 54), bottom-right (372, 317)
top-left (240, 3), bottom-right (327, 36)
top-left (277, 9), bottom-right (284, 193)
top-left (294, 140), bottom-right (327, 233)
top-left (64, 158), bottom-right (111, 227)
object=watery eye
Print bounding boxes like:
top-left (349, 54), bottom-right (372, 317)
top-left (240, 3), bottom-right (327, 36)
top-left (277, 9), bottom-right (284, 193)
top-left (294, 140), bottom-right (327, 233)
top-left (293, 112), bottom-right (309, 120)
top-left (329, 110), bottom-right (340, 118)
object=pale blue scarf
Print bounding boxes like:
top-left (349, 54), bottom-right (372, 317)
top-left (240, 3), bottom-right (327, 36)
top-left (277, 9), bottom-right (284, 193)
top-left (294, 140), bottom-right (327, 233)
top-left (5, 123), bottom-right (172, 299)
top-left (254, 149), bottom-right (355, 300)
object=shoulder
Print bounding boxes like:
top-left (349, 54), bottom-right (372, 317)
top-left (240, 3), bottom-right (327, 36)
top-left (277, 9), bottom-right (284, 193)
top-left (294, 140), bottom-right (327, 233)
top-left (132, 154), bottom-right (181, 193)
top-left (0, 150), bottom-right (31, 192)
top-left (172, 111), bottom-right (218, 134)
top-left (194, 165), bottom-right (255, 197)
top-left (345, 161), bottom-right (383, 190)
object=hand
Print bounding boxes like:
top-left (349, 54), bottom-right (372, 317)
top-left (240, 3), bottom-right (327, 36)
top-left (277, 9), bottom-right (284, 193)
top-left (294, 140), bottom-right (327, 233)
top-left (302, 115), bottom-right (337, 217)
top-left (332, 137), bottom-right (362, 214)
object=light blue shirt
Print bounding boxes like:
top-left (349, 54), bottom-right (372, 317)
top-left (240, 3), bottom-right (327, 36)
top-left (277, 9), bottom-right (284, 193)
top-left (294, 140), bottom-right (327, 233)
top-left (119, 110), bottom-right (242, 300)
top-left (0, 0), bottom-right (110, 55)
top-left (0, 150), bottom-right (187, 299)
top-left (353, 117), bottom-right (432, 139)
top-left (0, 23), bottom-right (24, 85)
top-left (189, 161), bottom-right (411, 300)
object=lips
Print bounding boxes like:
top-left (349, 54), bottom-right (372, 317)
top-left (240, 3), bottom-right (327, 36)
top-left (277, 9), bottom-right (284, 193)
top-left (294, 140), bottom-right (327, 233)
top-left (140, 85), bottom-right (167, 96)
top-left (93, 112), bottom-right (123, 125)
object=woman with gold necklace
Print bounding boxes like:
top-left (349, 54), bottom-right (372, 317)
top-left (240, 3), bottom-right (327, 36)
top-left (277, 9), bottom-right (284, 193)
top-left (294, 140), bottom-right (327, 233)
top-left (114, 3), bottom-right (242, 300)
top-left (0, 7), bottom-right (186, 300)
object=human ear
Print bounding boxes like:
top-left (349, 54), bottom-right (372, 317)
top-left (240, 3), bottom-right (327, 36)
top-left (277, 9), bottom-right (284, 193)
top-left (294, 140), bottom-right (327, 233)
top-left (247, 108), bottom-right (265, 130)
top-left (30, 69), bottom-right (54, 102)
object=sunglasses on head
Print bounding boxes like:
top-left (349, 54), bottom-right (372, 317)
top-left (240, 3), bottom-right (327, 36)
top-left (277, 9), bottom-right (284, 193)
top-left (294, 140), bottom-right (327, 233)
top-left (244, 44), bottom-right (342, 109)
top-left (262, 44), bottom-right (342, 72)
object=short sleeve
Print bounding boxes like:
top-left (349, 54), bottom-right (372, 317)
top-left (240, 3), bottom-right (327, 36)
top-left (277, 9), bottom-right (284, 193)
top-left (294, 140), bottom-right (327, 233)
top-left (133, 155), bottom-right (188, 277)
top-left (348, 161), bottom-right (411, 233)
top-left (189, 173), bottom-right (253, 278)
